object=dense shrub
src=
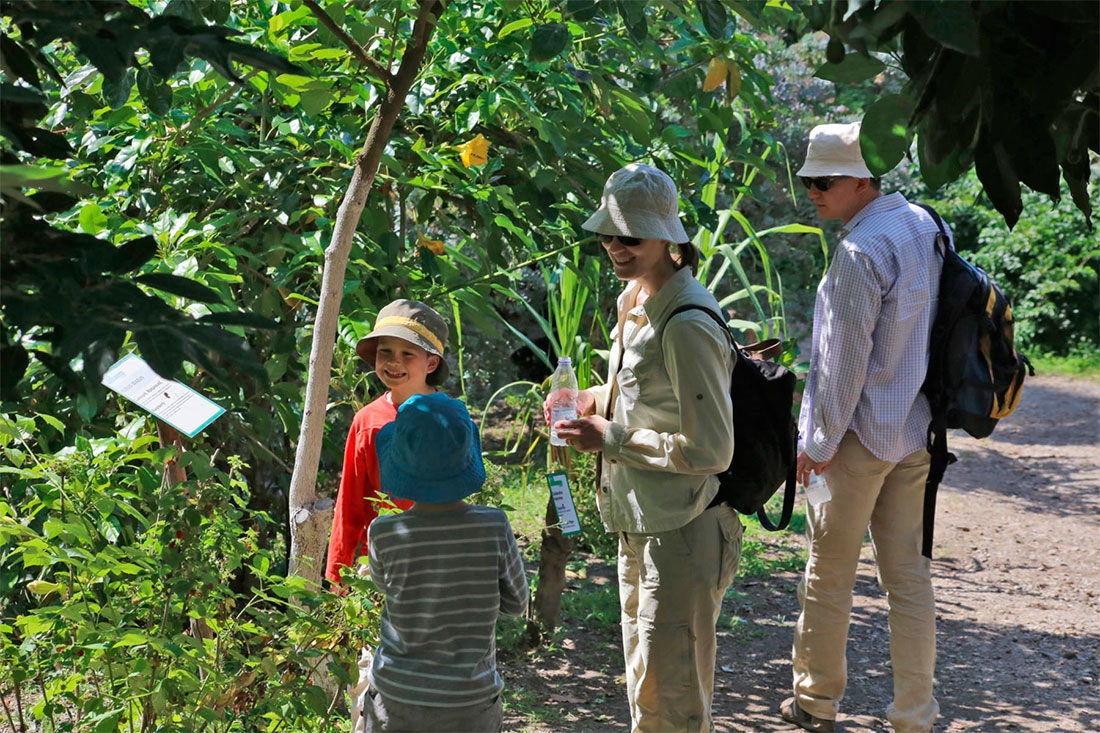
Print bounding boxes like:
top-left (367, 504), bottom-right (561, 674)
top-left (0, 416), bottom-right (377, 731)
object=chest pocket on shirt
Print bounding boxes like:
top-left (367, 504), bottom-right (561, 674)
top-left (616, 367), bottom-right (640, 412)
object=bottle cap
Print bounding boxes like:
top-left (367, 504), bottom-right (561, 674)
top-left (558, 357), bottom-right (572, 364)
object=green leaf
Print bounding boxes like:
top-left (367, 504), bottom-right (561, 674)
top-left (198, 311), bottom-right (281, 329)
top-left (300, 87), bottom-right (332, 117)
top-left (137, 68), bottom-right (172, 116)
top-left (696, 0), bottom-right (728, 40)
top-left (908, 1), bottom-right (980, 56)
top-left (35, 412), bottom-right (66, 434)
top-left (136, 273), bottom-right (222, 303)
top-left (860, 93), bottom-right (914, 176)
top-left (114, 632), bottom-right (149, 647)
top-left (134, 327), bottom-right (186, 379)
top-left (530, 23), bottom-right (570, 62)
top-left (814, 53), bottom-right (885, 84)
top-left (499, 18), bottom-right (533, 38)
top-left (974, 138), bottom-right (1023, 230)
top-left (27, 580), bottom-right (62, 595)
top-left (79, 203), bottom-right (107, 235)
top-left (565, 0), bottom-right (601, 22)
top-left (102, 68), bottom-right (136, 110)
top-left (617, 0), bottom-right (648, 42)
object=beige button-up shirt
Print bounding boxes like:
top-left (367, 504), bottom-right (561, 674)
top-left (588, 267), bottom-right (735, 534)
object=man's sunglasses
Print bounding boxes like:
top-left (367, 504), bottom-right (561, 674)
top-left (799, 175), bottom-right (849, 192)
top-left (596, 233), bottom-right (642, 247)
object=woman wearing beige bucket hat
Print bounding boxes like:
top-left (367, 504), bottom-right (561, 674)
top-left (551, 163), bottom-right (743, 731)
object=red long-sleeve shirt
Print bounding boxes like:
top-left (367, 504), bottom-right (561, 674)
top-left (325, 393), bottom-right (412, 585)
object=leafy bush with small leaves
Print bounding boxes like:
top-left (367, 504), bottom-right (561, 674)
top-left (0, 416), bottom-right (378, 731)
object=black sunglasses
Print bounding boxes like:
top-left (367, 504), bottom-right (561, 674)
top-left (596, 233), bottom-right (642, 247)
top-left (799, 175), bottom-right (850, 192)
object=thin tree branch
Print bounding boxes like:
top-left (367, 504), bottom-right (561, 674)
top-left (302, 0), bottom-right (391, 83)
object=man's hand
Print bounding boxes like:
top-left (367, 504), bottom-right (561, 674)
top-left (552, 415), bottom-right (608, 453)
top-left (542, 388), bottom-right (596, 426)
top-left (797, 450), bottom-right (831, 487)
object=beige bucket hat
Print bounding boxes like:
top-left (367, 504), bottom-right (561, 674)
top-left (582, 163), bottom-right (690, 243)
top-left (356, 299), bottom-right (450, 385)
top-left (796, 121), bottom-right (875, 178)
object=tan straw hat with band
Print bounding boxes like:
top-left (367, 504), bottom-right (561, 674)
top-left (356, 299), bottom-right (450, 385)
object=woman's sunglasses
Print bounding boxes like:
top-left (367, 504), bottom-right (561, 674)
top-left (799, 175), bottom-right (849, 192)
top-left (596, 233), bottom-right (642, 247)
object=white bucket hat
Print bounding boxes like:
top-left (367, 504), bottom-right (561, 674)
top-left (796, 121), bottom-right (875, 178)
top-left (582, 163), bottom-right (690, 243)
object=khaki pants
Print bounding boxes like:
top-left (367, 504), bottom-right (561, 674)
top-left (793, 431), bottom-right (938, 732)
top-left (619, 504), bottom-right (743, 732)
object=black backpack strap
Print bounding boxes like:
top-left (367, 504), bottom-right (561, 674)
top-left (915, 201), bottom-right (956, 558)
top-left (915, 202), bottom-right (951, 256)
top-left (664, 304), bottom-right (795, 532)
top-left (922, 413), bottom-right (957, 558)
top-left (665, 304), bottom-right (732, 343)
top-left (756, 466), bottom-right (795, 532)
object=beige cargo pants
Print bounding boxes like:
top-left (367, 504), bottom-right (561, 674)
top-left (793, 431), bottom-right (938, 732)
top-left (618, 503), bottom-right (743, 732)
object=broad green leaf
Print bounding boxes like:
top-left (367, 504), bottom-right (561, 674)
top-left (860, 93), bottom-right (914, 176)
top-left (199, 311), bottom-right (281, 329)
top-left (697, 0), bottom-right (728, 39)
top-left (102, 68), bottom-right (135, 110)
top-left (300, 88), bottom-right (333, 117)
top-left (814, 53), bottom-right (885, 84)
top-left (530, 23), bottom-right (570, 62)
top-left (136, 68), bottom-right (172, 116)
top-left (136, 273), bottom-right (222, 303)
top-left (78, 202), bottom-right (107, 235)
top-left (908, 1), bottom-right (980, 56)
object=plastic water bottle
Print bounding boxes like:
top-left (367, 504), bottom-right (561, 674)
top-left (549, 357), bottom-right (579, 447)
top-left (805, 472), bottom-right (832, 507)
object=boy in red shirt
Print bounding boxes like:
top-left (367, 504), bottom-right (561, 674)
top-left (324, 299), bottom-right (450, 586)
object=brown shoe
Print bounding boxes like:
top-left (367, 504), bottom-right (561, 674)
top-left (779, 696), bottom-right (835, 732)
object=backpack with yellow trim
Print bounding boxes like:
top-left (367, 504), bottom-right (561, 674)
top-left (917, 203), bottom-right (1034, 557)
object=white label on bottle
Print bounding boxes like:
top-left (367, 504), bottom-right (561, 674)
top-left (545, 471), bottom-right (582, 536)
top-left (549, 405), bottom-right (578, 446)
top-left (805, 473), bottom-right (832, 507)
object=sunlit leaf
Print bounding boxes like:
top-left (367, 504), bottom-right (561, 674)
top-left (814, 53), bottom-right (885, 84)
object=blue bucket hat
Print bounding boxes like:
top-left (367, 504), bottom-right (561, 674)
top-left (375, 392), bottom-right (486, 503)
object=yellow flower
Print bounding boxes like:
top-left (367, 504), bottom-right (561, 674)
top-left (417, 232), bottom-right (445, 255)
top-left (703, 57), bottom-right (727, 92)
top-left (460, 134), bottom-right (490, 168)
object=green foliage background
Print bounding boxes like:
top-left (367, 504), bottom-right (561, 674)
top-left (1, 0), bottom-right (1096, 729)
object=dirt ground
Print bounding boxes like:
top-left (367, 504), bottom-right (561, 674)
top-left (501, 374), bottom-right (1100, 732)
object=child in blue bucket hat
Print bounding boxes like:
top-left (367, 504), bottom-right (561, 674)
top-left (358, 392), bottom-right (529, 733)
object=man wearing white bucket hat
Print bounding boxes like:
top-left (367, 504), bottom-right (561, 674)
top-left (781, 122), bottom-right (946, 733)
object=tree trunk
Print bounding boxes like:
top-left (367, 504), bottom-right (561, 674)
top-left (287, 0), bottom-right (445, 586)
top-left (526, 494), bottom-right (575, 645)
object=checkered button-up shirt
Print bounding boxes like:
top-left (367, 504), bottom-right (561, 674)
top-left (800, 192), bottom-right (946, 463)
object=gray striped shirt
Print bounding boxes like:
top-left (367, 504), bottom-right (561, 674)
top-left (366, 504), bottom-right (528, 707)
top-left (800, 192), bottom-right (945, 463)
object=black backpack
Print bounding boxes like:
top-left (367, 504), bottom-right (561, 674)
top-left (916, 204), bottom-right (1034, 557)
top-left (663, 305), bottom-right (798, 531)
